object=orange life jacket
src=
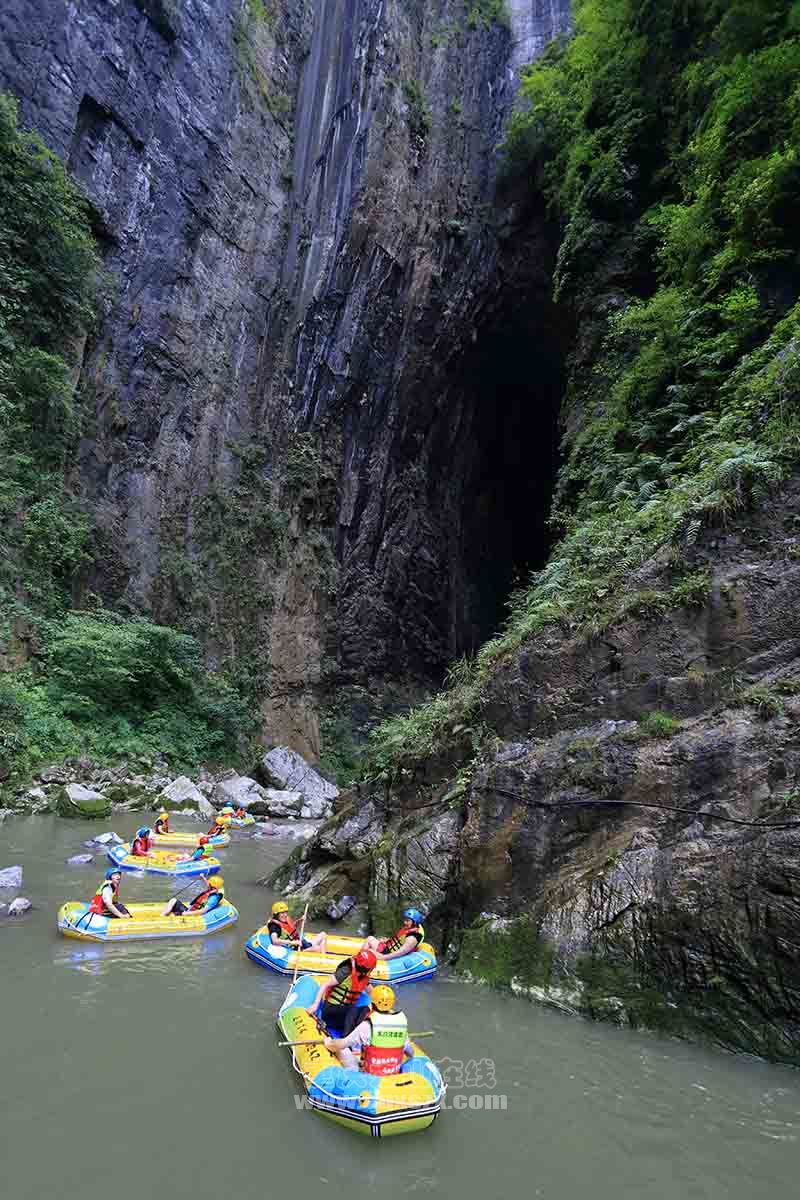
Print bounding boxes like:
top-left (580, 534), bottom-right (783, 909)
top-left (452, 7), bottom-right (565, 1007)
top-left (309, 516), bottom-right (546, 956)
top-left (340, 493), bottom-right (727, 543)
top-left (383, 922), bottom-right (423, 953)
top-left (208, 824), bottom-right (224, 837)
top-left (190, 887), bottom-right (221, 911)
top-left (276, 913), bottom-right (300, 941)
top-left (326, 966), bottom-right (371, 1008)
top-left (235, 808), bottom-right (246, 818)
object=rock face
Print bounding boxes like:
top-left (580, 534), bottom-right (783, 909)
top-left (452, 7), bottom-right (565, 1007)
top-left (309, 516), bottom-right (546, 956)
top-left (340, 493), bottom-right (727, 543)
top-left (53, 784), bottom-right (111, 820)
top-left (273, 483), bottom-right (800, 1063)
top-left (0, 0), bottom-right (571, 757)
top-left (260, 748), bottom-right (337, 818)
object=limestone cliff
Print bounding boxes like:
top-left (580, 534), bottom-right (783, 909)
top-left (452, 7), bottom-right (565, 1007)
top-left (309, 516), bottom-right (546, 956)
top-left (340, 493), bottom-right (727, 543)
top-left (0, 0), bottom-right (570, 756)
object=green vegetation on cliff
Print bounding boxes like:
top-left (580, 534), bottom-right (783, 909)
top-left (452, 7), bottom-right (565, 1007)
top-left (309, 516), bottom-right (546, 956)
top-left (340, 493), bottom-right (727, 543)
top-left (0, 95), bottom-right (252, 785)
top-left (368, 0), bottom-right (800, 780)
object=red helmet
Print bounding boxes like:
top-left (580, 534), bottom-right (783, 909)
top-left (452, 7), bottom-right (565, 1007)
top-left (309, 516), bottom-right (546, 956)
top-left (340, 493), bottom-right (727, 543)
top-left (354, 949), bottom-right (377, 973)
top-left (199, 836), bottom-right (209, 845)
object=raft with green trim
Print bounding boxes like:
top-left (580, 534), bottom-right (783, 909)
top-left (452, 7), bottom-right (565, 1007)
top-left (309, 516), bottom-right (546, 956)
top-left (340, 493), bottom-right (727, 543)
top-left (246, 930), bottom-right (437, 984)
top-left (150, 830), bottom-right (230, 849)
top-left (106, 842), bottom-right (221, 877)
top-left (224, 814), bottom-right (255, 827)
top-left (57, 899), bottom-right (238, 941)
top-left (277, 974), bottom-right (443, 1137)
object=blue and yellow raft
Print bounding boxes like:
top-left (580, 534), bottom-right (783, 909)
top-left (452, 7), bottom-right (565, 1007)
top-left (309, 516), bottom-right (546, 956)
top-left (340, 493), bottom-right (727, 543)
top-left (150, 829), bottom-right (230, 849)
top-left (246, 931), bottom-right (437, 984)
top-left (277, 974), bottom-right (444, 1137)
top-left (57, 899), bottom-right (238, 941)
top-left (106, 842), bottom-right (221, 877)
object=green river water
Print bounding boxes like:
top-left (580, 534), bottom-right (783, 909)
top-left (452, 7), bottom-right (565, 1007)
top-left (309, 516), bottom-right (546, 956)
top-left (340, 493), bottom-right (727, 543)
top-left (1, 813), bottom-right (797, 1199)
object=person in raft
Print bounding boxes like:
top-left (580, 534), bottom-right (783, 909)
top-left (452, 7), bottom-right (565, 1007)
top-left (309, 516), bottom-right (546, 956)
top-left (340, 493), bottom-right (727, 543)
top-left (162, 874), bottom-right (225, 917)
top-left (207, 817), bottom-right (227, 837)
top-left (185, 835), bottom-right (213, 863)
top-left (307, 949), bottom-right (377, 1037)
top-left (324, 984), bottom-right (413, 1074)
top-left (361, 907), bottom-right (425, 960)
top-left (130, 826), bottom-right (152, 857)
top-left (154, 810), bottom-right (170, 835)
top-left (88, 868), bottom-right (132, 918)
top-left (268, 900), bottom-right (328, 954)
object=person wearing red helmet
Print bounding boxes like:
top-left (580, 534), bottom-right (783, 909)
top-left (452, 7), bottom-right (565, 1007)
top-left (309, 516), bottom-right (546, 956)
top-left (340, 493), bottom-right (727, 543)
top-left (186, 835), bottom-right (213, 863)
top-left (307, 949), bottom-right (377, 1037)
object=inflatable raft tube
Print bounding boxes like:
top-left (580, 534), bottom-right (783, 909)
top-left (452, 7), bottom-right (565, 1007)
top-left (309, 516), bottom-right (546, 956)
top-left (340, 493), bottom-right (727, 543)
top-left (150, 830), bottom-right (230, 849)
top-left (277, 974), bottom-right (444, 1137)
top-left (223, 814), bottom-right (255, 827)
top-left (58, 900), bottom-right (238, 942)
top-left (106, 842), bottom-right (222, 877)
top-left (245, 930), bottom-right (437, 984)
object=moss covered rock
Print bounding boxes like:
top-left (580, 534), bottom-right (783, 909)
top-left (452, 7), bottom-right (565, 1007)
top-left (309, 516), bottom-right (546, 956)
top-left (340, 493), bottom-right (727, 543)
top-left (53, 783), bottom-right (111, 819)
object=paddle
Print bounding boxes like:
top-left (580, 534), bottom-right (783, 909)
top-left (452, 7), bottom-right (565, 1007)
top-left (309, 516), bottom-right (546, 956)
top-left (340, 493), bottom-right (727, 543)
top-left (278, 1032), bottom-right (435, 1047)
top-left (290, 902), bottom-right (309, 988)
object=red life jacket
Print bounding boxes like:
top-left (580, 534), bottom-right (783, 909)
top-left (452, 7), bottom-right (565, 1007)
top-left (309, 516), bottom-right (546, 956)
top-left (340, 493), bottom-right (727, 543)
top-left (88, 878), bottom-right (118, 915)
top-left (276, 913), bottom-right (299, 941)
top-left (208, 824), bottom-right (224, 837)
top-left (326, 966), bottom-right (371, 1008)
top-left (131, 837), bottom-right (149, 856)
top-left (235, 808), bottom-right (246, 818)
top-left (155, 818), bottom-right (169, 833)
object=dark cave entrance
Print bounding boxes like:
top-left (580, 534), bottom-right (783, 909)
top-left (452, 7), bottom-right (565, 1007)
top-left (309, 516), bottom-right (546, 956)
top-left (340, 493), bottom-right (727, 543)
top-left (454, 299), bottom-right (567, 656)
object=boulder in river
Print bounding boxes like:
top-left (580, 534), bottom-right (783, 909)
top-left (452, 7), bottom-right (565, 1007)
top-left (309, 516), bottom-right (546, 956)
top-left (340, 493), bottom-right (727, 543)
top-left (260, 789), bottom-right (304, 818)
top-left (326, 895), bottom-right (356, 921)
top-left (259, 747), bottom-right (337, 818)
top-left (158, 775), bottom-right (205, 812)
top-left (213, 775), bottom-right (268, 812)
top-left (66, 854), bottom-right (94, 866)
top-left (0, 865), bottom-right (23, 888)
top-left (8, 897), bottom-right (31, 916)
top-left (53, 783), bottom-right (111, 819)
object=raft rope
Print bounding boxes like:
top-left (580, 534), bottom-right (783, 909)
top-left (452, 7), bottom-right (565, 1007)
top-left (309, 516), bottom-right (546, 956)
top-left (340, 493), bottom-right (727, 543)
top-left (490, 787), bottom-right (800, 830)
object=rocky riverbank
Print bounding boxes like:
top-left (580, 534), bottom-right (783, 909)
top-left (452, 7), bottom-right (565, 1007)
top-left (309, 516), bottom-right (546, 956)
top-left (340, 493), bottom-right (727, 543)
top-left (272, 479), bottom-right (800, 1063)
top-left (2, 745), bottom-right (339, 824)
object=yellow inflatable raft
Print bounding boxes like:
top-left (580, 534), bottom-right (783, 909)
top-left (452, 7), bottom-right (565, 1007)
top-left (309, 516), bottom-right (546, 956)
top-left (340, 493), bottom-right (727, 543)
top-left (246, 931), bottom-right (437, 984)
top-left (277, 974), bottom-right (444, 1136)
top-left (150, 830), bottom-right (230, 849)
top-left (57, 900), bottom-right (238, 941)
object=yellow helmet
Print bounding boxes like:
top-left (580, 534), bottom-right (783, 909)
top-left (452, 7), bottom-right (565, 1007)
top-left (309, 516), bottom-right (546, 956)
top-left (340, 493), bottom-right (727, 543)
top-left (272, 900), bottom-right (289, 916)
top-left (208, 875), bottom-right (224, 889)
top-left (371, 984), bottom-right (395, 1013)
top-left (158, 811), bottom-right (168, 820)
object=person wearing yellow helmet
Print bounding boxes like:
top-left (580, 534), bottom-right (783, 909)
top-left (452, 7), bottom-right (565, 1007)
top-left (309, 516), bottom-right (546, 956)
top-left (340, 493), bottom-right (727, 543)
top-left (323, 983), bottom-right (412, 1074)
top-left (154, 810), bottom-right (170, 835)
top-left (162, 874), bottom-right (226, 917)
top-left (268, 900), bottom-right (328, 953)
